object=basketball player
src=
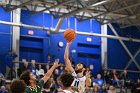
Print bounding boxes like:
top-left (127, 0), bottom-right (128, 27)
top-left (58, 73), bottom-right (77, 93)
top-left (11, 80), bottom-right (26, 93)
top-left (64, 41), bottom-right (91, 93)
top-left (20, 59), bottom-right (59, 93)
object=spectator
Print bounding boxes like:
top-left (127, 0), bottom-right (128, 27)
top-left (36, 64), bottom-right (44, 78)
top-left (91, 76), bottom-right (95, 87)
top-left (111, 70), bottom-right (119, 86)
top-left (94, 74), bottom-right (104, 92)
top-left (45, 64), bottom-right (50, 73)
top-left (5, 50), bottom-right (17, 80)
top-left (30, 61), bottom-right (36, 76)
top-left (121, 70), bottom-right (131, 87)
top-left (18, 62), bottom-right (29, 77)
top-left (10, 80), bottom-right (26, 93)
top-left (108, 86), bottom-right (116, 93)
top-left (135, 79), bottom-right (140, 93)
top-left (53, 69), bottom-right (61, 92)
top-left (53, 69), bottom-right (59, 81)
top-left (5, 85), bottom-right (10, 93)
top-left (0, 72), bottom-right (5, 86)
top-left (0, 86), bottom-right (8, 93)
top-left (104, 70), bottom-right (111, 84)
top-left (22, 62), bottom-right (29, 72)
top-left (47, 55), bottom-right (51, 63)
top-left (121, 70), bottom-right (128, 81)
top-left (102, 85), bottom-right (107, 93)
top-left (58, 65), bottom-right (64, 75)
top-left (93, 85), bottom-right (99, 93)
top-left (95, 74), bottom-right (104, 85)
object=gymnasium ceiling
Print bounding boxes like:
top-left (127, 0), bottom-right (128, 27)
top-left (1, 0), bottom-right (140, 29)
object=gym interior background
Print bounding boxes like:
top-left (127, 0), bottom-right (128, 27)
top-left (0, 0), bottom-right (140, 92)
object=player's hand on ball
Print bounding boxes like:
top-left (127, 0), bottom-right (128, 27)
top-left (67, 41), bottom-right (73, 46)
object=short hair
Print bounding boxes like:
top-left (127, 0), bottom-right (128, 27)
top-left (77, 62), bottom-right (86, 69)
top-left (59, 73), bottom-right (74, 87)
top-left (20, 70), bottom-right (30, 86)
top-left (77, 62), bottom-right (87, 74)
top-left (11, 80), bottom-right (26, 93)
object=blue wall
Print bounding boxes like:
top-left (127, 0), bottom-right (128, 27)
top-left (50, 33), bottom-right (101, 75)
top-left (20, 11), bottom-right (50, 63)
top-left (107, 24), bottom-right (140, 80)
top-left (0, 7), bottom-right (12, 74)
top-left (1, 7), bottom-right (139, 79)
top-left (0, 8), bottom-right (101, 75)
top-left (0, 7), bottom-right (140, 80)
top-left (20, 10), bottom-right (102, 75)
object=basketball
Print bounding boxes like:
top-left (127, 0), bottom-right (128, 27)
top-left (64, 29), bottom-right (76, 42)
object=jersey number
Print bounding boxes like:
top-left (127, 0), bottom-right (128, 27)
top-left (74, 80), bottom-right (79, 87)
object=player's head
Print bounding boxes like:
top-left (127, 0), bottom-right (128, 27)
top-left (20, 70), bottom-right (36, 86)
top-left (58, 73), bottom-right (74, 89)
top-left (11, 80), bottom-right (26, 93)
top-left (75, 62), bottom-right (86, 74)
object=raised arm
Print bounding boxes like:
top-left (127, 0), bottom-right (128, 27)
top-left (64, 42), bottom-right (74, 73)
top-left (41, 59), bottom-right (59, 83)
top-left (86, 71), bottom-right (91, 88)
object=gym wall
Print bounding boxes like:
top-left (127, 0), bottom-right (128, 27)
top-left (0, 8), bottom-right (101, 75)
top-left (0, 7), bottom-right (12, 73)
top-left (108, 24), bottom-right (140, 80)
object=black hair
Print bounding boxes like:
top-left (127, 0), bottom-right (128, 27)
top-left (77, 62), bottom-right (87, 72)
top-left (59, 73), bottom-right (74, 87)
top-left (76, 62), bottom-right (86, 68)
top-left (19, 70), bottom-right (31, 86)
top-left (11, 80), bottom-right (26, 93)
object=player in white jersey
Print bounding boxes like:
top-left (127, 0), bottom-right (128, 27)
top-left (58, 73), bottom-right (78, 93)
top-left (64, 41), bottom-right (91, 93)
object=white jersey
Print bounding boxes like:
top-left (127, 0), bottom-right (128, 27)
top-left (71, 71), bottom-right (86, 92)
top-left (63, 90), bottom-right (73, 93)
top-left (63, 90), bottom-right (78, 93)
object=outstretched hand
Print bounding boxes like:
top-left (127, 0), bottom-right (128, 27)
top-left (54, 59), bottom-right (59, 67)
top-left (86, 71), bottom-right (91, 78)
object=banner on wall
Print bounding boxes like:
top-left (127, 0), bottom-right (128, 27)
top-left (87, 37), bottom-right (92, 42)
